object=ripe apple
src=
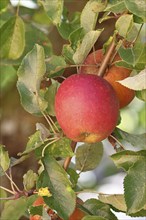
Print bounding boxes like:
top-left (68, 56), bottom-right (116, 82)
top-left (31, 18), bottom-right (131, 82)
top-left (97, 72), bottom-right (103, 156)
top-left (69, 207), bottom-right (86, 220)
top-left (55, 74), bottom-right (119, 143)
top-left (80, 49), bottom-right (135, 108)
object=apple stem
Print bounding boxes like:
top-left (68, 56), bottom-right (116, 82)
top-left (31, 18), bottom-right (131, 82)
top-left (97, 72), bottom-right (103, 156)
top-left (98, 39), bottom-right (116, 77)
top-left (63, 141), bottom-right (77, 170)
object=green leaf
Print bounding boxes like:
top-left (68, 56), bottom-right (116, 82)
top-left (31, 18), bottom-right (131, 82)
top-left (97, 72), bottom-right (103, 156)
top-left (111, 150), bottom-right (146, 171)
top-left (17, 44), bottom-right (47, 115)
top-left (99, 193), bottom-right (146, 216)
top-left (40, 0), bottom-right (64, 25)
top-left (82, 216), bottom-right (107, 220)
top-left (81, 0), bottom-right (107, 33)
top-left (69, 27), bottom-right (85, 50)
top-left (23, 170), bottom-right (38, 191)
top-left (114, 128), bottom-right (146, 149)
top-left (124, 159), bottom-right (146, 214)
top-left (82, 199), bottom-right (118, 220)
top-left (1, 197), bottom-right (27, 220)
top-left (0, 16), bottom-right (25, 59)
top-left (118, 42), bottom-right (146, 70)
top-left (118, 69), bottom-right (146, 90)
top-left (124, 0), bottom-right (146, 22)
top-left (57, 9), bottom-right (80, 40)
top-left (18, 130), bottom-right (44, 156)
top-left (0, 188), bottom-right (7, 205)
top-left (99, 194), bottom-right (127, 212)
top-left (0, 145), bottom-right (10, 171)
top-left (73, 29), bottom-right (103, 64)
top-left (75, 142), bottom-right (103, 172)
top-left (105, 0), bottom-right (126, 13)
top-left (45, 137), bottom-right (74, 158)
top-left (115, 14), bottom-right (133, 38)
top-left (67, 168), bottom-right (79, 188)
top-left (0, 0), bottom-right (8, 11)
top-left (41, 156), bottom-right (76, 220)
top-left (44, 80), bottom-right (60, 116)
top-left (25, 23), bottom-right (53, 58)
top-left (29, 205), bottom-right (43, 216)
top-left (98, 194), bottom-right (146, 217)
top-left (46, 55), bottom-right (66, 78)
top-left (0, 65), bottom-right (17, 95)
top-left (136, 89), bottom-right (146, 102)
top-left (62, 44), bottom-right (75, 63)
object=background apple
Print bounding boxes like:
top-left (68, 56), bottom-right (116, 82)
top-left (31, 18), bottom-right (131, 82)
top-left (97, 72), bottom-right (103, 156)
top-left (80, 49), bottom-right (135, 108)
top-left (29, 197), bottom-right (44, 220)
top-left (55, 74), bottom-right (119, 143)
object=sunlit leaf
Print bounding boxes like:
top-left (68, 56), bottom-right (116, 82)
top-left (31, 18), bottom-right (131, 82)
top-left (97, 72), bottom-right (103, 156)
top-left (81, 0), bottom-right (107, 33)
top-left (0, 16), bottom-right (25, 59)
top-left (57, 9), bottom-right (80, 39)
top-left (118, 69), bottom-right (146, 90)
top-left (111, 150), bottom-right (146, 171)
top-left (76, 142), bottom-right (103, 172)
top-left (114, 128), bottom-right (146, 149)
top-left (17, 44), bottom-right (47, 115)
top-left (73, 29), bottom-right (103, 64)
top-left (99, 194), bottom-right (127, 212)
top-left (124, 159), bottom-right (146, 214)
top-left (124, 0), bottom-right (146, 22)
top-left (115, 14), bottom-right (133, 38)
top-left (82, 199), bottom-right (118, 220)
top-left (0, 145), bottom-right (10, 172)
top-left (40, 0), bottom-right (64, 25)
top-left (41, 156), bottom-right (76, 220)
top-left (105, 0), bottom-right (126, 13)
top-left (44, 137), bottom-right (74, 158)
top-left (23, 170), bottom-right (38, 191)
top-left (99, 193), bottom-right (146, 217)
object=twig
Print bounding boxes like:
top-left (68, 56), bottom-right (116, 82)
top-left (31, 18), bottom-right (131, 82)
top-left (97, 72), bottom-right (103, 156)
top-left (63, 141), bottom-right (77, 170)
top-left (47, 114), bottom-right (60, 133)
top-left (5, 171), bottom-right (21, 193)
top-left (98, 39), bottom-right (116, 77)
top-left (109, 134), bottom-right (125, 150)
top-left (42, 112), bottom-right (57, 134)
top-left (0, 186), bottom-right (15, 195)
top-left (0, 196), bottom-right (16, 200)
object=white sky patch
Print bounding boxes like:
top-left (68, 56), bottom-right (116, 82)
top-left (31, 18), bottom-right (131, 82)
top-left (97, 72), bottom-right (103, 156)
top-left (10, 0), bottom-right (38, 9)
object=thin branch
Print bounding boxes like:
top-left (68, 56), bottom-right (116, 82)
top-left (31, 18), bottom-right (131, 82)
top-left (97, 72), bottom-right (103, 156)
top-left (0, 196), bottom-right (16, 200)
top-left (42, 112), bottom-right (57, 134)
top-left (0, 186), bottom-right (15, 195)
top-left (109, 134), bottom-right (125, 150)
top-left (5, 171), bottom-right (21, 193)
top-left (63, 141), bottom-right (77, 170)
top-left (98, 39), bottom-right (116, 77)
top-left (47, 114), bottom-right (60, 133)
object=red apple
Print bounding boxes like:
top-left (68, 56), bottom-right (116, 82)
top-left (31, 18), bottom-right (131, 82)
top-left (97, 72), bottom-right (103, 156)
top-left (55, 74), bottom-right (119, 143)
top-left (80, 49), bottom-right (135, 108)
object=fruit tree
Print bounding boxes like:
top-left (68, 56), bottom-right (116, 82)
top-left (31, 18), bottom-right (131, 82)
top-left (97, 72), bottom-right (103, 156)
top-left (0, 0), bottom-right (146, 220)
